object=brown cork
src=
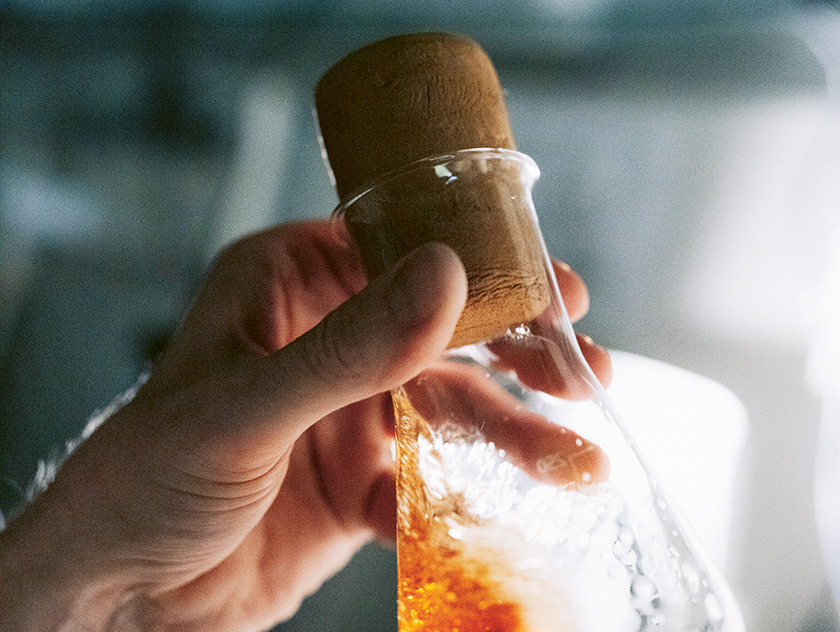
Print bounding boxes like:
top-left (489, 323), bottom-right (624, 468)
top-left (316, 32), bottom-right (517, 200)
top-left (316, 33), bottom-right (550, 347)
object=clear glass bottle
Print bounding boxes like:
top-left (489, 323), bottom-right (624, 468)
top-left (334, 148), bottom-right (745, 632)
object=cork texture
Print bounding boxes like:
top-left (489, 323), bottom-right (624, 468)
top-left (316, 33), bottom-right (550, 347)
top-left (316, 32), bottom-right (516, 200)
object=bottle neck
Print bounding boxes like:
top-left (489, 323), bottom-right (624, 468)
top-left (336, 149), bottom-right (549, 348)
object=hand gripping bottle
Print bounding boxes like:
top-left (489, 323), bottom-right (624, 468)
top-left (316, 32), bottom-right (744, 632)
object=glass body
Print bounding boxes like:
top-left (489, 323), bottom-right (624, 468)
top-left (335, 149), bottom-right (744, 632)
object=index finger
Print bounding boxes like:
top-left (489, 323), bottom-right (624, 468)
top-left (402, 363), bottom-right (610, 490)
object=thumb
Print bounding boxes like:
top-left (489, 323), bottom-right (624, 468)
top-left (207, 242), bottom-right (467, 450)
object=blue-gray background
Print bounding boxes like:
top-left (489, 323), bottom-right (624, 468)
top-left (2, 2), bottom-right (839, 630)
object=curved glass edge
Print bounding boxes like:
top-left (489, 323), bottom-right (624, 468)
top-left (503, 238), bottom-right (745, 629)
top-left (330, 148), bottom-right (541, 221)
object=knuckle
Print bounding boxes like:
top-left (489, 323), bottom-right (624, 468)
top-left (213, 236), bottom-right (250, 271)
top-left (300, 309), bottom-right (368, 386)
top-left (212, 236), bottom-right (261, 279)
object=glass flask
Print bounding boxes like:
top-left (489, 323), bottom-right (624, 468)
top-left (334, 148), bottom-right (744, 632)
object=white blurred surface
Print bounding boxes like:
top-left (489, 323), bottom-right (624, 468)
top-left (607, 350), bottom-right (749, 573)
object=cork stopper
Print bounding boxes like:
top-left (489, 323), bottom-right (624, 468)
top-left (316, 33), bottom-right (550, 347)
top-left (316, 32), bottom-right (516, 200)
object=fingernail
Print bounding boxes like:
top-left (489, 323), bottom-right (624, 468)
top-left (579, 334), bottom-right (603, 352)
top-left (578, 333), bottom-right (613, 388)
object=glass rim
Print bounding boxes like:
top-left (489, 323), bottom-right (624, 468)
top-left (331, 147), bottom-right (540, 219)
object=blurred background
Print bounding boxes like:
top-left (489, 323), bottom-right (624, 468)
top-left (2, 1), bottom-right (840, 630)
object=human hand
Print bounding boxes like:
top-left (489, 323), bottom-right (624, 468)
top-left (0, 220), bottom-right (609, 632)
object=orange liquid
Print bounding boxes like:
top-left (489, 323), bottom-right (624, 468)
top-left (394, 391), bottom-right (527, 632)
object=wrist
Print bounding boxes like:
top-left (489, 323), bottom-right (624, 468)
top-left (0, 377), bottom-right (155, 631)
top-left (0, 486), bottom-right (140, 631)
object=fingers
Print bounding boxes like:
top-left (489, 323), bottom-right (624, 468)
top-left (402, 364), bottom-right (610, 489)
top-left (485, 310), bottom-right (612, 399)
top-left (364, 472), bottom-right (398, 542)
top-left (229, 242), bottom-right (468, 450)
top-left (577, 333), bottom-right (613, 390)
top-left (553, 259), bottom-right (589, 322)
top-left (144, 221), bottom-right (368, 399)
top-left (300, 393), bottom-right (398, 542)
top-left (488, 334), bottom-right (605, 401)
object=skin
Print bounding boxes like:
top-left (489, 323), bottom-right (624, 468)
top-left (0, 220), bottom-right (611, 632)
